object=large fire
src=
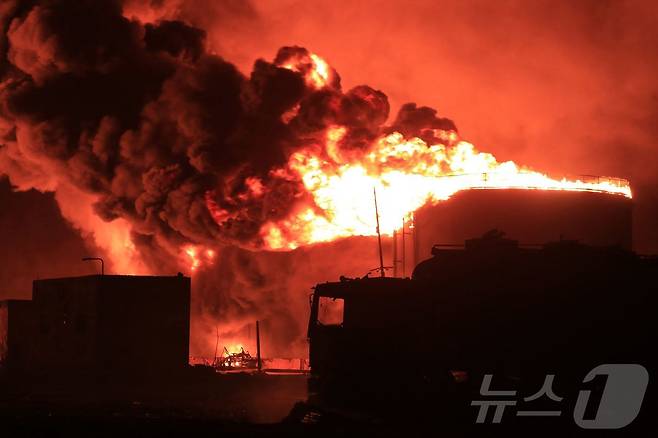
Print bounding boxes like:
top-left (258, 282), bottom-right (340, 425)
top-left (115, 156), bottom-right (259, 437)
top-left (259, 130), bottom-right (630, 250)
top-left (1, 1), bottom-right (647, 365)
top-left (204, 54), bottom-right (632, 252)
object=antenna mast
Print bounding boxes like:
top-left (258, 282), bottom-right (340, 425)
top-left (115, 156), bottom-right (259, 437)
top-left (373, 187), bottom-right (385, 278)
top-left (213, 326), bottom-right (219, 365)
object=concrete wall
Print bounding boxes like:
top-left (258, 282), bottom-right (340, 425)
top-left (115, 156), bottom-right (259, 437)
top-left (22, 274), bottom-right (191, 377)
top-left (94, 276), bottom-right (191, 374)
top-left (31, 277), bottom-right (100, 373)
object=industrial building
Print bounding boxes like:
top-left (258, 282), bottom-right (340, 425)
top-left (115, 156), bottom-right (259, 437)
top-left (390, 188), bottom-right (633, 276)
top-left (0, 274), bottom-right (190, 378)
top-left (308, 184), bottom-right (652, 416)
top-left (413, 188), bottom-right (633, 261)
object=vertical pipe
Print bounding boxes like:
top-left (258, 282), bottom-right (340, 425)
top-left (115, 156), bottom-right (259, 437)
top-left (392, 229), bottom-right (398, 277)
top-left (256, 320), bottom-right (262, 372)
top-left (213, 326), bottom-right (219, 365)
top-left (373, 188), bottom-right (385, 277)
top-left (412, 213), bottom-right (418, 269)
top-left (401, 217), bottom-right (406, 277)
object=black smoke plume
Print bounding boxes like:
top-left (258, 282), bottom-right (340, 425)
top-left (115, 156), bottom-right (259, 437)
top-left (0, 0), bottom-right (456, 355)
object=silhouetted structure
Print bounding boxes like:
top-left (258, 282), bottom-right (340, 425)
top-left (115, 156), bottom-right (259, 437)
top-left (0, 300), bottom-right (32, 373)
top-left (413, 189), bottom-right (633, 263)
top-left (308, 230), bottom-right (655, 414)
top-left (0, 275), bottom-right (190, 378)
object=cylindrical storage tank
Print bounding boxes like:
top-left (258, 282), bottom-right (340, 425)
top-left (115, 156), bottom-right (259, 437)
top-left (413, 188), bottom-right (632, 262)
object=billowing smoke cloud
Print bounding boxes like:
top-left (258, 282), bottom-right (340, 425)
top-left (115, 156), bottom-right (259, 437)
top-left (2, 0), bottom-right (452, 251)
top-left (0, 0), bottom-right (455, 355)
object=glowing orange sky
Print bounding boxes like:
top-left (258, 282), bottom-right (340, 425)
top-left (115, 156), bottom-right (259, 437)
top-left (122, 0), bottom-right (657, 189)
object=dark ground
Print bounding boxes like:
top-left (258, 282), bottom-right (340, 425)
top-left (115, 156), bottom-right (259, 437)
top-left (1, 368), bottom-right (655, 437)
top-left (0, 370), bottom-right (312, 437)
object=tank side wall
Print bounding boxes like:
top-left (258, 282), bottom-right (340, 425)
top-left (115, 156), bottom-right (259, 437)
top-left (414, 190), bottom-right (632, 260)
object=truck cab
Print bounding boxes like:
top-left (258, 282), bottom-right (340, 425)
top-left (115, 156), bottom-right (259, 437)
top-left (307, 276), bottom-right (455, 407)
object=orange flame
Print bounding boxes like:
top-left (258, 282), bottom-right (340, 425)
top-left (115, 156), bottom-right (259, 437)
top-left (207, 52), bottom-right (631, 251)
top-left (280, 52), bottom-right (333, 89)
top-left (257, 127), bottom-right (630, 250)
top-left (182, 244), bottom-right (216, 273)
top-left (224, 343), bottom-right (245, 355)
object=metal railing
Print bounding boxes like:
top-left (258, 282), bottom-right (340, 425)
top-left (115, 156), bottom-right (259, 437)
top-left (431, 172), bottom-right (631, 197)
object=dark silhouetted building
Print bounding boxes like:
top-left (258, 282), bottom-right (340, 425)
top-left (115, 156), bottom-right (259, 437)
top-left (0, 275), bottom-right (190, 378)
top-left (0, 299), bottom-right (33, 373)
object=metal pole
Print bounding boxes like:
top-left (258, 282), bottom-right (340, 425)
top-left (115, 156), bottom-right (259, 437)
top-left (412, 213), bottom-right (418, 268)
top-left (392, 229), bottom-right (398, 277)
top-left (256, 320), bottom-right (262, 372)
top-left (401, 217), bottom-right (406, 277)
top-left (373, 188), bottom-right (385, 277)
top-left (213, 326), bottom-right (219, 365)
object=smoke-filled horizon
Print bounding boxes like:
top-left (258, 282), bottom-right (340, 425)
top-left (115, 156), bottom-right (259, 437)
top-left (1, 0), bottom-right (657, 356)
top-left (0, 0), bottom-right (461, 356)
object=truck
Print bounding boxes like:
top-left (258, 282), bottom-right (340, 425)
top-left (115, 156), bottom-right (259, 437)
top-left (306, 231), bottom-right (656, 420)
